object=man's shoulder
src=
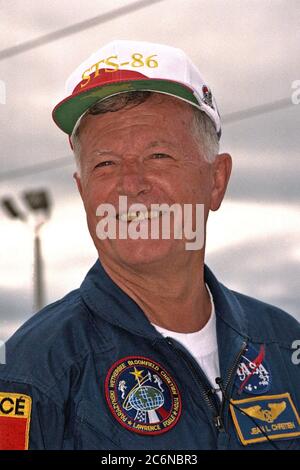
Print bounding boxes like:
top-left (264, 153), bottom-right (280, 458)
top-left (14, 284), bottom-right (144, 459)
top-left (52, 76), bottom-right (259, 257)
top-left (9, 288), bottom-right (88, 343)
top-left (231, 288), bottom-right (300, 342)
top-left (0, 288), bottom-right (96, 392)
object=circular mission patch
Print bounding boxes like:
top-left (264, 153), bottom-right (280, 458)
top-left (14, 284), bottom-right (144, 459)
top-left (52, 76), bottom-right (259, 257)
top-left (105, 356), bottom-right (182, 435)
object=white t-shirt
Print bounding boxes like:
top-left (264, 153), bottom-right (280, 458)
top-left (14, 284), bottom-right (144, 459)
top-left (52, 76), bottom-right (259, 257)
top-left (151, 284), bottom-right (221, 399)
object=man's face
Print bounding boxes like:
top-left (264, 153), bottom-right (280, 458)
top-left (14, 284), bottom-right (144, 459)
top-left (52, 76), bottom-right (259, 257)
top-left (74, 93), bottom-right (231, 269)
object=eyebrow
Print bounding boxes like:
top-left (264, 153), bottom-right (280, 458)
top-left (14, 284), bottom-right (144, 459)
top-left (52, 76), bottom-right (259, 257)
top-left (90, 140), bottom-right (175, 158)
top-left (92, 149), bottom-right (116, 156)
top-left (146, 140), bottom-right (176, 149)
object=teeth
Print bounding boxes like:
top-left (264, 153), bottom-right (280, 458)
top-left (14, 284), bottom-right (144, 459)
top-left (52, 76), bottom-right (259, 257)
top-left (119, 210), bottom-right (160, 222)
top-left (149, 210), bottom-right (159, 219)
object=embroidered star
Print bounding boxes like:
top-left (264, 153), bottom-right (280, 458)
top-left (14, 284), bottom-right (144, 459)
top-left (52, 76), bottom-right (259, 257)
top-left (130, 367), bottom-right (144, 383)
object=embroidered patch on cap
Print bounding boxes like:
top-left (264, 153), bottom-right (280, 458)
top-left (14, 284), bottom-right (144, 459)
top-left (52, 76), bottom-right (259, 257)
top-left (105, 356), bottom-right (182, 435)
top-left (230, 393), bottom-right (300, 446)
top-left (235, 344), bottom-right (271, 395)
top-left (202, 85), bottom-right (214, 109)
top-left (0, 392), bottom-right (32, 450)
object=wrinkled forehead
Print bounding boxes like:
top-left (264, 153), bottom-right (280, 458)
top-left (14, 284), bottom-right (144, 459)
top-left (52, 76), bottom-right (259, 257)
top-left (75, 92), bottom-right (195, 141)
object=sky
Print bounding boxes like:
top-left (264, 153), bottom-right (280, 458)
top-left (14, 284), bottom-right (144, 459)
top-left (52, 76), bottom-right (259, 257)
top-left (0, 0), bottom-right (299, 340)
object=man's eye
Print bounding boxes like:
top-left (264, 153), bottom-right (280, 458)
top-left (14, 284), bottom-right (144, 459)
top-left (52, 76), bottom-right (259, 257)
top-left (151, 153), bottom-right (171, 159)
top-left (94, 161), bottom-right (115, 169)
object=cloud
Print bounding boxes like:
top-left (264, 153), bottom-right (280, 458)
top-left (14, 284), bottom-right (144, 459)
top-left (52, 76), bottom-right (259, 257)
top-left (206, 233), bottom-right (300, 321)
top-left (0, 287), bottom-right (33, 340)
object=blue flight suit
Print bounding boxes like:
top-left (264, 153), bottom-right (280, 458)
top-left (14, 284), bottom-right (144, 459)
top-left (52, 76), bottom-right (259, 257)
top-left (0, 259), bottom-right (299, 450)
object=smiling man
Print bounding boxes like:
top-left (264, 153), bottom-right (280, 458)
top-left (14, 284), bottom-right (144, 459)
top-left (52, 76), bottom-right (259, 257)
top-left (0, 40), bottom-right (300, 450)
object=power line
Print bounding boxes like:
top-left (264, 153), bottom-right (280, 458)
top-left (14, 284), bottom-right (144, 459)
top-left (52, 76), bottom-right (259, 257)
top-left (0, 96), bottom-right (294, 182)
top-left (222, 97), bottom-right (292, 124)
top-left (0, 156), bottom-right (73, 182)
top-left (0, 0), bottom-right (164, 61)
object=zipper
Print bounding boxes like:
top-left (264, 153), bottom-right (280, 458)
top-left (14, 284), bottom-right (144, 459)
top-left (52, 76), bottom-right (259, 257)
top-left (219, 340), bottom-right (248, 423)
top-left (223, 340), bottom-right (248, 391)
top-left (164, 336), bottom-right (224, 431)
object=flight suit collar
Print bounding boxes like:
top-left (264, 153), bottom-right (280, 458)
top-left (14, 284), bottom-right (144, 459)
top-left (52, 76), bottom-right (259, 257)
top-left (202, 265), bottom-right (249, 393)
top-left (80, 258), bottom-right (249, 342)
top-left (80, 258), bottom-right (160, 340)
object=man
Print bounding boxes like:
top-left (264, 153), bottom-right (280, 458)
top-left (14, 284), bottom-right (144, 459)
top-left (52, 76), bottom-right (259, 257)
top-left (0, 40), bottom-right (299, 450)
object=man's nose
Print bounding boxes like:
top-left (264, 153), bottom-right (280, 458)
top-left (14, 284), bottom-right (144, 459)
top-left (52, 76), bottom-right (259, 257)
top-left (117, 161), bottom-right (152, 197)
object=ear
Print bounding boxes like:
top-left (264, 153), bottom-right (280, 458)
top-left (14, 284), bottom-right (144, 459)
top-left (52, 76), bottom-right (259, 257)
top-left (210, 153), bottom-right (232, 211)
top-left (73, 172), bottom-right (83, 199)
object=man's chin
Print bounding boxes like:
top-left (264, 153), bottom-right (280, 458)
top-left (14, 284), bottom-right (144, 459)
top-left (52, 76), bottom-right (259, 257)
top-left (99, 238), bottom-right (178, 269)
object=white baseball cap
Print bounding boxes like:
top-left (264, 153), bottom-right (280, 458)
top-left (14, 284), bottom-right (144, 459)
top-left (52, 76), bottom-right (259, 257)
top-left (52, 39), bottom-right (221, 139)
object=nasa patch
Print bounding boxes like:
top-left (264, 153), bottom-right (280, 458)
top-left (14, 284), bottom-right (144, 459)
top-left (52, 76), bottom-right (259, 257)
top-left (105, 356), bottom-right (182, 435)
top-left (235, 344), bottom-right (271, 395)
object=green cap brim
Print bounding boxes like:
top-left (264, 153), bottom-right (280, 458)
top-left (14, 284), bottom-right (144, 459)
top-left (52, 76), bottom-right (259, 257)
top-left (53, 79), bottom-right (200, 135)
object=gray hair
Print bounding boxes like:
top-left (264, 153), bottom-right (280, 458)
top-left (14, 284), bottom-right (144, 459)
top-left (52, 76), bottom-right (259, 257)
top-left (71, 91), bottom-right (219, 171)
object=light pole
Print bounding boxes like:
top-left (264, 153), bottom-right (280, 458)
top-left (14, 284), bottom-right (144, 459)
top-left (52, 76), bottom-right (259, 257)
top-left (1, 190), bottom-right (51, 312)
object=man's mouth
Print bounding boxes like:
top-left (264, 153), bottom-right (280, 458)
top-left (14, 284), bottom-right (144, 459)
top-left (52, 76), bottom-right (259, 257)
top-left (117, 209), bottom-right (161, 222)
